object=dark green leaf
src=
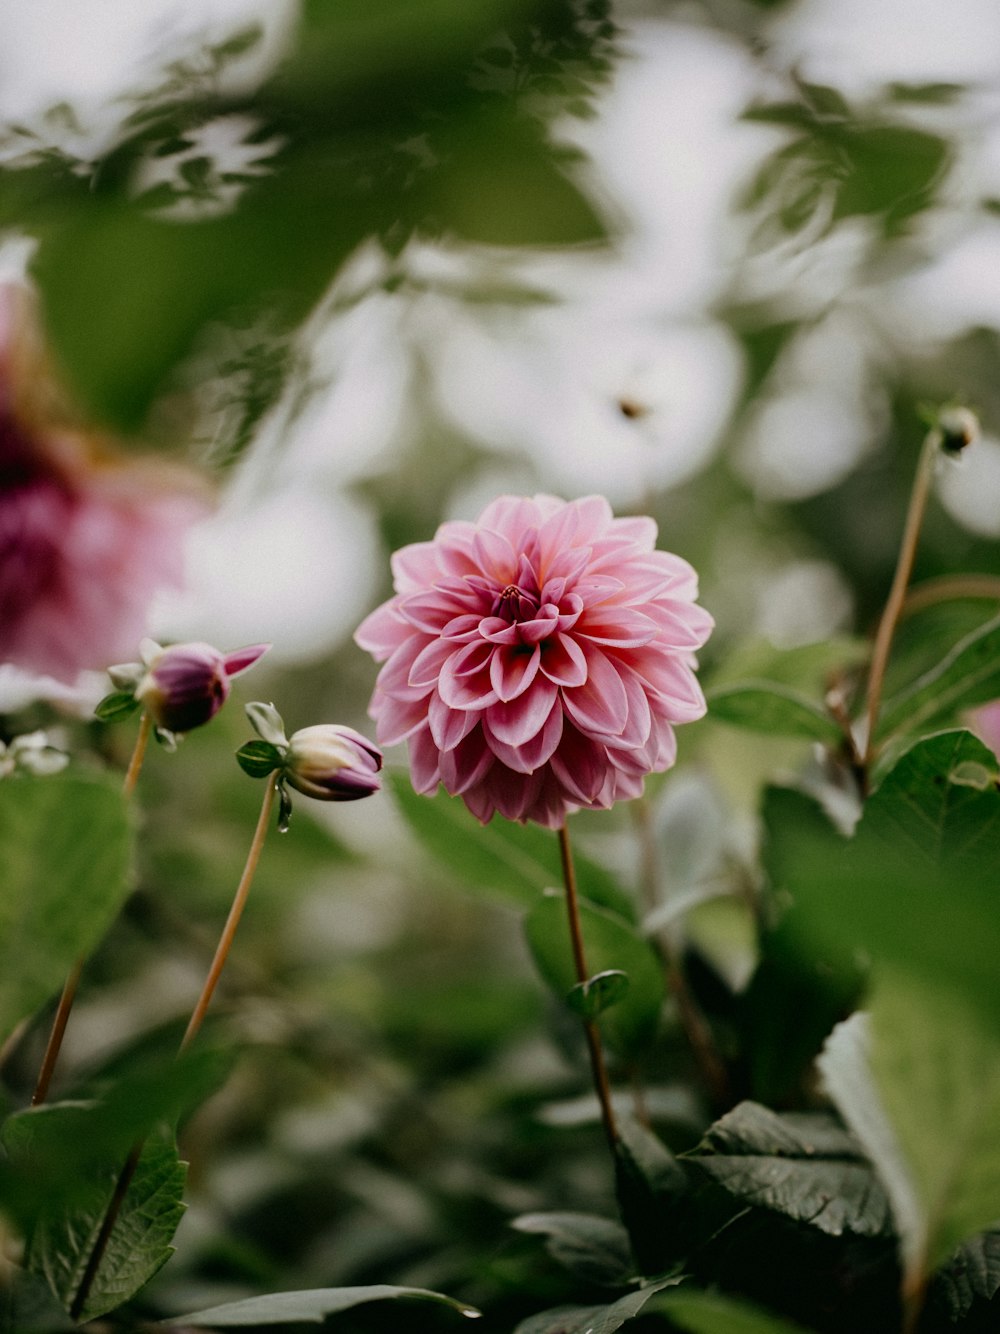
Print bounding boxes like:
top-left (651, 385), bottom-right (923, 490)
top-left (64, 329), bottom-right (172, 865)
top-left (613, 1115), bottom-right (689, 1275)
top-left (514, 1279), bottom-right (681, 1334)
top-left (160, 1284), bottom-right (480, 1326)
top-left (511, 1212), bottom-right (632, 1287)
top-left (94, 691), bottom-right (142, 723)
top-left (707, 682), bottom-right (843, 744)
top-left (0, 1268), bottom-right (76, 1333)
top-left (235, 740), bottom-right (284, 778)
top-left (525, 895), bottom-right (663, 1056)
top-left (930, 1227), bottom-right (1000, 1322)
top-left (686, 1101), bottom-right (891, 1238)
top-left (566, 970), bottom-right (630, 1020)
top-left (26, 1129), bottom-right (186, 1321)
top-left (0, 773), bottom-right (131, 1039)
top-left (877, 612), bottom-right (1000, 741)
top-left (764, 731), bottom-right (1000, 1030)
top-left (391, 772), bottom-right (634, 919)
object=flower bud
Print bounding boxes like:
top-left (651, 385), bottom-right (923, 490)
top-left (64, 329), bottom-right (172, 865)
top-left (135, 641), bottom-right (270, 734)
top-left (284, 724), bottom-right (382, 801)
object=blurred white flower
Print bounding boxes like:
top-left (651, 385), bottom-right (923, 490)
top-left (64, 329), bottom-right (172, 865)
top-left (938, 433), bottom-right (1000, 537)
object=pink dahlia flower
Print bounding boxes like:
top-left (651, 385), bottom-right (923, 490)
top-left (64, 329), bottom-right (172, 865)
top-left (355, 494), bottom-right (713, 828)
top-left (0, 284), bottom-right (208, 684)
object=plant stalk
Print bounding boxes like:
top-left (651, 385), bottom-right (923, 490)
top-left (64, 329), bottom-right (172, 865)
top-left (70, 775), bottom-right (277, 1318)
top-left (863, 435), bottom-right (938, 768)
top-left (557, 822), bottom-right (618, 1151)
top-left (31, 714), bottom-right (153, 1106)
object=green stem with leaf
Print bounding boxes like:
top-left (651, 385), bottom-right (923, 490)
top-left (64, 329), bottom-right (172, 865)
top-left (557, 822), bottom-right (619, 1151)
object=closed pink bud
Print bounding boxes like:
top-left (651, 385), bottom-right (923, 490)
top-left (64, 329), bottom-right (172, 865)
top-left (136, 641), bottom-right (269, 733)
top-left (284, 724), bottom-right (382, 801)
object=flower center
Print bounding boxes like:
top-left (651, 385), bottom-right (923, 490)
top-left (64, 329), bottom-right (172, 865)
top-left (494, 582), bottom-right (540, 624)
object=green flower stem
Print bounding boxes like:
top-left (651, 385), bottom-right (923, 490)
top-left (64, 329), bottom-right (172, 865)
top-left (70, 774), bottom-right (277, 1319)
top-left (557, 822), bottom-right (618, 1151)
top-left (180, 774), bottom-right (276, 1051)
top-left (31, 713), bottom-right (153, 1106)
top-left (863, 434), bottom-right (939, 770)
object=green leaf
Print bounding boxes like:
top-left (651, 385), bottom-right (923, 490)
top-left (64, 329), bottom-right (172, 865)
top-left (566, 970), bottom-right (630, 1020)
top-left (27, 1129), bottom-right (187, 1322)
top-left (94, 690), bottom-right (142, 723)
top-left (685, 1100), bottom-right (891, 1239)
top-left (235, 740), bottom-right (284, 778)
top-left (524, 895), bottom-right (664, 1056)
top-left (391, 772), bottom-right (634, 919)
top-left (0, 773), bottom-right (131, 1039)
top-left (613, 1115), bottom-right (689, 1276)
top-left (160, 1285), bottom-right (481, 1326)
top-left (877, 612), bottom-right (1000, 741)
top-left (647, 1289), bottom-right (811, 1334)
top-left (514, 1279), bottom-right (681, 1334)
top-left (511, 1212), bottom-right (633, 1287)
top-left (766, 732), bottom-right (1000, 1031)
top-left (819, 982), bottom-right (1000, 1286)
top-left (0, 1268), bottom-right (76, 1333)
top-left (930, 1227), bottom-right (1000, 1322)
top-left (706, 681), bottom-right (843, 744)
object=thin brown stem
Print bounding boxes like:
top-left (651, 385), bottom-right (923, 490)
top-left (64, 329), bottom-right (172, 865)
top-left (69, 1141), bottom-right (142, 1321)
top-left (901, 573), bottom-right (1000, 619)
top-left (31, 714), bottom-right (153, 1106)
top-left (71, 776), bottom-right (277, 1318)
top-left (557, 822), bottom-right (618, 1151)
top-left (864, 434), bottom-right (939, 768)
top-left (181, 776), bottom-right (276, 1051)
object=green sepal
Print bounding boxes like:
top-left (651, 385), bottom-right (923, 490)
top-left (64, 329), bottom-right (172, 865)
top-left (566, 970), bottom-right (630, 1021)
top-left (236, 740), bottom-right (285, 778)
top-left (245, 701), bottom-right (288, 747)
top-left (94, 691), bottom-right (142, 723)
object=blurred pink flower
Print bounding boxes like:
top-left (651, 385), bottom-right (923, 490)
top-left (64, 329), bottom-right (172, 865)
top-left (355, 494), bottom-right (712, 828)
top-left (970, 699), bottom-right (1000, 758)
top-left (0, 284), bottom-right (209, 684)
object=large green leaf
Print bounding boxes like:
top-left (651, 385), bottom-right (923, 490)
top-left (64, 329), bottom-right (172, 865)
top-left (0, 773), bottom-right (131, 1039)
top-left (391, 772), bottom-right (634, 919)
top-left (706, 681), bottom-right (843, 744)
top-left (820, 983), bottom-right (1000, 1286)
top-left (764, 731), bottom-right (1000, 1031)
top-left (877, 612), bottom-right (1000, 742)
top-left (27, 1129), bottom-right (186, 1322)
top-left (161, 1285), bottom-right (481, 1326)
top-left (686, 1101), bottom-right (891, 1239)
top-left (930, 1227), bottom-right (1000, 1323)
top-left (524, 894), bottom-right (664, 1056)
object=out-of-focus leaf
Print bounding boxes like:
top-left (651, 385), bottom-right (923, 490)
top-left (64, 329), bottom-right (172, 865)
top-left (511, 1212), bottom-right (633, 1286)
top-left (160, 1284), bottom-right (481, 1326)
top-left (0, 773), bottom-right (131, 1040)
top-left (686, 1101), bottom-right (891, 1239)
top-left (820, 984), bottom-right (1000, 1287)
top-left (647, 1289), bottom-right (811, 1333)
top-left (514, 1279), bottom-right (681, 1334)
top-left (525, 895), bottom-right (663, 1056)
top-left (391, 772), bottom-right (634, 919)
top-left (0, 1269), bottom-right (76, 1333)
top-left (706, 682), bottom-right (842, 744)
top-left (27, 1130), bottom-right (186, 1322)
top-left (764, 731), bottom-right (1000, 1031)
top-left (877, 612), bottom-right (1000, 741)
top-left (566, 970), bottom-right (630, 1020)
top-left (707, 636), bottom-right (867, 692)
